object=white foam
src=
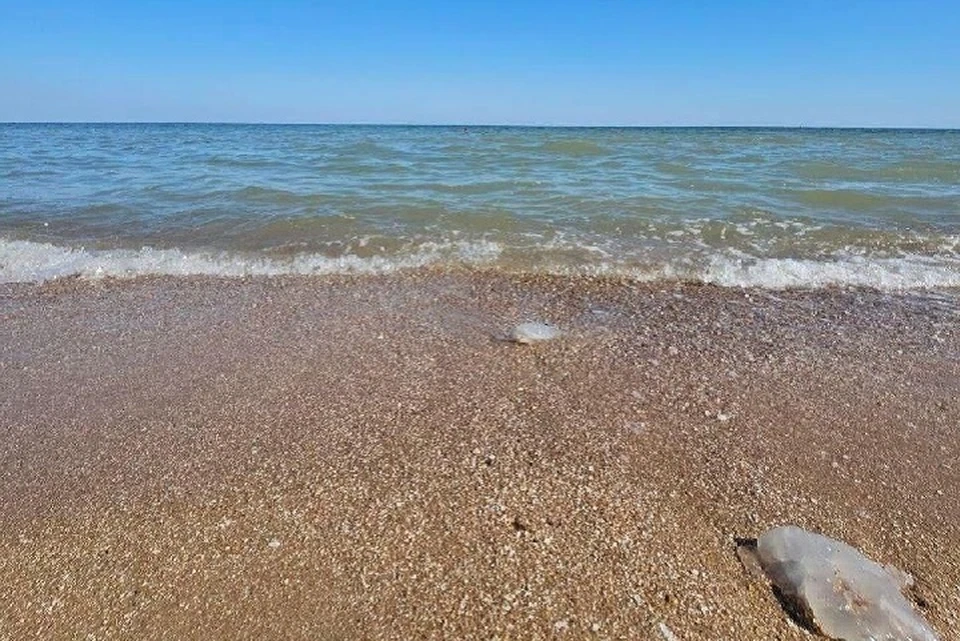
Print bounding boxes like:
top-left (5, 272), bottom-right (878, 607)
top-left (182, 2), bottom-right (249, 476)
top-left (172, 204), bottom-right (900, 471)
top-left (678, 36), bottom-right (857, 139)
top-left (2, 237), bottom-right (959, 291)
top-left (0, 238), bottom-right (501, 283)
top-left (703, 252), bottom-right (960, 290)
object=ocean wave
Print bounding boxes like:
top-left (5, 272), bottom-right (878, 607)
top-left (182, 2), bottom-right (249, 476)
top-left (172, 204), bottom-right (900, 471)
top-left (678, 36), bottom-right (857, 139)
top-left (540, 139), bottom-right (610, 157)
top-left (2, 238), bottom-right (959, 290)
top-left (0, 238), bottom-right (502, 283)
top-left (700, 253), bottom-right (960, 289)
top-left (791, 188), bottom-right (959, 212)
top-left (794, 159), bottom-right (960, 184)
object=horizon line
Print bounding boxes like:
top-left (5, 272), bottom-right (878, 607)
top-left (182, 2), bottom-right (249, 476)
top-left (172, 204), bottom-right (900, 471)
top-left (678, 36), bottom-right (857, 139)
top-left (2, 121), bottom-right (959, 131)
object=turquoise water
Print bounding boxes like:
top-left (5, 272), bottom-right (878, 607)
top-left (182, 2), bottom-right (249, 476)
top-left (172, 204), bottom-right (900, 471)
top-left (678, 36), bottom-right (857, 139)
top-left (1, 124), bottom-right (958, 287)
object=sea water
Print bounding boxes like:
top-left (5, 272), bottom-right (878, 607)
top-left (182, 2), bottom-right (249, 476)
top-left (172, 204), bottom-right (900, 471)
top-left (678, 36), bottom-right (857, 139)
top-left (1, 124), bottom-right (958, 288)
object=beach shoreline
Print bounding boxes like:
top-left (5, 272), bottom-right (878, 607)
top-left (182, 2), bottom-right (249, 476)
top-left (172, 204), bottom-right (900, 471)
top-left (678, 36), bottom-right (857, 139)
top-left (1, 271), bottom-right (958, 639)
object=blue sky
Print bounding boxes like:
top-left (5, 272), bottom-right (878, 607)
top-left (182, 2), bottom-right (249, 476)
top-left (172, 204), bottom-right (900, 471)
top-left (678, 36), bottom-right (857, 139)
top-left (1, 0), bottom-right (958, 126)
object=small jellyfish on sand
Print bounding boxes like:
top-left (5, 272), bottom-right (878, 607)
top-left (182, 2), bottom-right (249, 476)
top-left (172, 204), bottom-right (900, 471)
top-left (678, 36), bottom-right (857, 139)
top-left (748, 525), bottom-right (939, 641)
top-left (510, 322), bottom-right (561, 344)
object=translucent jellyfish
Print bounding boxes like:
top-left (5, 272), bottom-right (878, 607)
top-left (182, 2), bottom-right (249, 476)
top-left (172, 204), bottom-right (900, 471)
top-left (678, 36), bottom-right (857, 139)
top-left (755, 525), bottom-right (939, 641)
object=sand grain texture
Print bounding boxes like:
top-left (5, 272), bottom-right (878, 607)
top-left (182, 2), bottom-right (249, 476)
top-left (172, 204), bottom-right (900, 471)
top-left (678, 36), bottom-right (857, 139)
top-left (1, 272), bottom-right (958, 640)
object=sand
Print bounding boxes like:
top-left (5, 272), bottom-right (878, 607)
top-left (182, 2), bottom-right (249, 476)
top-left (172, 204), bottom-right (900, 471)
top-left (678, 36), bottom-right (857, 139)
top-left (1, 270), bottom-right (958, 640)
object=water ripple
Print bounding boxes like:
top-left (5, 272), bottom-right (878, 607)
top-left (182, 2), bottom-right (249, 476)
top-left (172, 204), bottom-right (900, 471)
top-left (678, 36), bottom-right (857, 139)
top-left (1, 124), bottom-right (958, 287)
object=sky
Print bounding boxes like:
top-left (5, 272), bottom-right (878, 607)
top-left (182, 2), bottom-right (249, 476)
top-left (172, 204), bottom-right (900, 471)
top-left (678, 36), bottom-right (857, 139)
top-left (1, 0), bottom-right (959, 127)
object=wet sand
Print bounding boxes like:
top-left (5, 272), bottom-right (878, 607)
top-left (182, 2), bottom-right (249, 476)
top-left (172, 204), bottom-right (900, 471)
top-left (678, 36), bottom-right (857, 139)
top-left (1, 271), bottom-right (958, 640)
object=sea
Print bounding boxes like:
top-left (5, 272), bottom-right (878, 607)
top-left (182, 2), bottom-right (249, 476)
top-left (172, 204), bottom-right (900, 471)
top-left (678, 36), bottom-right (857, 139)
top-left (1, 124), bottom-right (958, 289)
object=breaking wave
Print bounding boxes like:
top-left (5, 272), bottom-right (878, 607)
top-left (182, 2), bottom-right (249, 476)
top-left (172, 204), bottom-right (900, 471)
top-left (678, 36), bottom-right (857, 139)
top-left (3, 238), bottom-right (959, 291)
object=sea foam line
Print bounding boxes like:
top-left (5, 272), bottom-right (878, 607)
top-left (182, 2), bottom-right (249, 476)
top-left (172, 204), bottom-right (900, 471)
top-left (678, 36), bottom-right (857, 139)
top-left (0, 238), bottom-right (501, 283)
top-left (1, 238), bottom-right (959, 290)
top-left (701, 253), bottom-right (960, 290)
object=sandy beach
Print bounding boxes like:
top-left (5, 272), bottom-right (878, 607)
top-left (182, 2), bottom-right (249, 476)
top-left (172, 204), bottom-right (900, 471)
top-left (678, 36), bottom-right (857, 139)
top-left (1, 271), bottom-right (958, 640)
